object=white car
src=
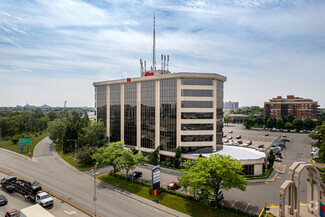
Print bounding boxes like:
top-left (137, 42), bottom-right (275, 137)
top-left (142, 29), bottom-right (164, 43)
top-left (35, 192), bottom-right (54, 207)
top-left (223, 139), bottom-right (229, 143)
top-left (228, 130), bottom-right (233, 133)
top-left (229, 140), bottom-right (234, 145)
top-left (259, 148), bottom-right (265, 152)
top-left (233, 142), bottom-right (239, 146)
top-left (243, 142), bottom-right (250, 147)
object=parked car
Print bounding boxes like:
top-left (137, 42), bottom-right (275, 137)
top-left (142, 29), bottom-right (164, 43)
top-left (243, 142), bottom-right (250, 147)
top-left (129, 171), bottom-right (142, 179)
top-left (209, 190), bottom-right (224, 206)
top-left (167, 182), bottom-right (179, 190)
top-left (0, 176), bottom-right (16, 185)
top-left (5, 209), bottom-right (19, 217)
top-left (233, 142), bottom-right (239, 146)
top-left (259, 148), bottom-right (265, 152)
top-left (271, 146), bottom-right (282, 153)
top-left (282, 134), bottom-right (287, 137)
top-left (228, 136), bottom-right (233, 140)
top-left (275, 157), bottom-right (282, 162)
top-left (0, 194), bottom-right (8, 206)
top-left (223, 139), bottom-right (229, 143)
top-left (228, 130), bottom-right (233, 133)
top-left (265, 133), bottom-right (269, 136)
top-left (229, 140), bottom-right (234, 145)
top-left (258, 144), bottom-right (264, 149)
top-left (312, 147), bottom-right (320, 152)
top-left (236, 135), bottom-right (241, 139)
top-left (223, 134), bottom-right (227, 138)
top-left (237, 140), bottom-right (243, 144)
top-left (280, 139), bottom-right (290, 142)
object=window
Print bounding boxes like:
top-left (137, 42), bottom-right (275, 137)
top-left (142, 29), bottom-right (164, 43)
top-left (181, 112), bottom-right (213, 119)
top-left (243, 165), bottom-right (254, 175)
top-left (110, 84), bottom-right (121, 142)
top-left (141, 81), bottom-right (155, 149)
top-left (181, 135), bottom-right (213, 142)
top-left (181, 89), bottom-right (213, 97)
top-left (96, 86), bottom-right (107, 127)
top-left (124, 83), bottom-right (137, 146)
top-left (181, 124), bottom-right (213, 131)
top-left (181, 101), bottom-right (213, 108)
top-left (181, 78), bottom-right (212, 86)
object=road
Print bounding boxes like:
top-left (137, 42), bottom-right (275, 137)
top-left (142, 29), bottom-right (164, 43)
top-left (0, 137), bottom-right (186, 217)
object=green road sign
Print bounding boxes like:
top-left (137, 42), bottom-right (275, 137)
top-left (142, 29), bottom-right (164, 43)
top-left (19, 138), bottom-right (31, 145)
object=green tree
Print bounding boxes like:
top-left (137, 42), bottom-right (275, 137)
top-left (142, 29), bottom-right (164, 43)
top-left (224, 115), bottom-right (232, 126)
top-left (267, 149), bottom-right (275, 168)
top-left (77, 146), bottom-right (95, 166)
top-left (48, 118), bottom-right (66, 148)
top-left (303, 118), bottom-right (316, 130)
top-left (309, 124), bottom-right (325, 162)
top-left (47, 111), bottom-right (58, 121)
top-left (243, 116), bottom-right (254, 129)
top-left (284, 122), bottom-right (293, 131)
top-left (174, 146), bottom-right (182, 168)
top-left (276, 118), bottom-right (284, 129)
top-left (293, 119), bottom-right (303, 132)
top-left (149, 145), bottom-right (160, 165)
top-left (266, 118), bottom-right (275, 129)
top-left (92, 141), bottom-right (125, 176)
top-left (119, 150), bottom-right (148, 179)
top-left (78, 121), bottom-right (107, 148)
top-left (178, 154), bottom-right (248, 206)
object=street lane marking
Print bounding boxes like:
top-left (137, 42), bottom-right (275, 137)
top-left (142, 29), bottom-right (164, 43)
top-left (64, 210), bottom-right (77, 215)
top-left (231, 200), bottom-right (237, 207)
top-left (244, 203), bottom-right (250, 212)
top-left (264, 181), bottom-right (269, 184)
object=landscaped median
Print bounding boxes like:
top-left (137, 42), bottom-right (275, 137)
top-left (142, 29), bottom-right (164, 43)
top-left (98, 173), bottom-right (258, 217)
top-left (0, 131), bottom-right (48, 157)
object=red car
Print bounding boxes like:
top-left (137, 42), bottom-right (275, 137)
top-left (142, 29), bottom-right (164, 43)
top-left (5, 209), bottom-right (20, 217)
top-left (167, 182), bottom-right (179, 190)
top-left (237, 140), bottom-right (243, 144)
top-left (283, 134), bottom-right (287, 137)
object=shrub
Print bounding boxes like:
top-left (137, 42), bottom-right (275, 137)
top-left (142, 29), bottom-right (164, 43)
top-left (160, 161), bottom-right (166, 166)
top-left (166, 162), bottom-right (172, 168)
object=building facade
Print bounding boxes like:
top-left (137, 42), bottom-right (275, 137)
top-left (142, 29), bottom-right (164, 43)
top-left (264, 95), bottom-right (319, 120)
top-left (224, 101), bottom-right (239, 110)
top-left (94, 72), bottom-right (226, 159)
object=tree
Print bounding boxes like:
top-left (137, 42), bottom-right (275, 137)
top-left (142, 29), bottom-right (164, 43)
top-left (78, 121), bottom-right (107, 148)
top-left (284, 122), bottom-right (293, 131)
top-left (309, 124), bottom-right (325, 162)
top-left (276, 118), bottom-right (284, 129)
top-left (174, 146), bottom-right (182, 168)
top-left (267, 149), bottom-right (275, 168)
top-left (77, 146), bottom-right (95, 166)
top-left (266, 118), bottom-right (275, 129)
top-left (178, 154), bottom-right (248, 206)
top-left (119, 150), bottom-right (148, 179)
top-left (149, 145), bottom-right (160, 165)
top-left (243, 116), bottom-right (254, 129)
top-left (92, 141), bottom-right (124, 176)
top-left (303, 118), bottom-right (315, 130)
top-left (224, 115), bottom-right (232, 126)
top-left (293, 119), bottom-right (303, 132)
top-left (48, 118), bottom-right (66, 148)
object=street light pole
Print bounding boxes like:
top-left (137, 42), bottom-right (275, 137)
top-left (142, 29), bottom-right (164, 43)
top-left (93, 162), bottom-right (99, 217)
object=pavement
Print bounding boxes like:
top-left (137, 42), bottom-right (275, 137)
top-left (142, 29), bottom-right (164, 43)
top-left (0, 137), bottom-right (189, 217)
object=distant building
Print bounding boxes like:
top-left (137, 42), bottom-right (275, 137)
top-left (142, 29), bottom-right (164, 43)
top-left (224, 101), bottom-right (239, 110)
top-left (264, 95), bottom-right (319, 120)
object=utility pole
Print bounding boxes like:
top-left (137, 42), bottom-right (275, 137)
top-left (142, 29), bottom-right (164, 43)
top-left (93, 162), bottom-right (99, 217)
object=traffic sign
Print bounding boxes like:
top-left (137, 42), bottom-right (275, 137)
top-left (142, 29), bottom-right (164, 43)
top-left (19, 138), bottom-right (31, 145)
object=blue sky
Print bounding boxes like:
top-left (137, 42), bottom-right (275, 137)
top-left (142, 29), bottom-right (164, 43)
top-left (0, 0), bottom-right (324, 107)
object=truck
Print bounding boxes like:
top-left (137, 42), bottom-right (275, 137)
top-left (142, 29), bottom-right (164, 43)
top-left (20, 204), bottom-right (55, 217)
top-left (0, 176), bottom-right (53, 207)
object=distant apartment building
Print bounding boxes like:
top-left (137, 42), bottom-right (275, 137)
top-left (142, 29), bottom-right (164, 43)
top-left (224, 101), bottom-right (239, 110)
top-left (264, 95), bottom-right (319, 120)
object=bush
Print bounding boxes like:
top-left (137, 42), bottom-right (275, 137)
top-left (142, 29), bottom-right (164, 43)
top-left (160, 161), bottom-right (166, 166)
top-left (39, 131), bottom-right (42, 135)
top-left (12, 136), bottom-right (19, 144)
top-left (166, 162), bottom-right (172, 168)
top-left (77, 147), bottom-right (95, 166)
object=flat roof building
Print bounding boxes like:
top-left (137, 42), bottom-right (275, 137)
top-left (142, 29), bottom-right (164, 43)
top-left (94, 72), bottom-right (226, 160)
top-left (264, 95), bottom-right (319, 120)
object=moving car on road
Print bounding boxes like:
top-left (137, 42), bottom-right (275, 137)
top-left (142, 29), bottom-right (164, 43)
top-left (167, 182), bottom-right (180, 190)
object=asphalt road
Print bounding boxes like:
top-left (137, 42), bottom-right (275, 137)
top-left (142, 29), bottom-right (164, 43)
top-left (0, 137), bottom-right (186, 217)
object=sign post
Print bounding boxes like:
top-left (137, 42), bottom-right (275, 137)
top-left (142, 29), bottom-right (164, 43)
top-left (152, 165), bottom-right (160, 196)
top-left (19, 138), bottom-right (32, 158)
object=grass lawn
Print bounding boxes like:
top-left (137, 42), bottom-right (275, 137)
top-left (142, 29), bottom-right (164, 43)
top-left (98, 174), bottom-right (251, 217)
top-left (56, 150), bottom-right (95, 170)
top-left (0, 131), bottom-right (48, 157)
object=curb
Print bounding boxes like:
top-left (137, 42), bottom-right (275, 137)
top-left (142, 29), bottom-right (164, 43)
top-left (0, 167), bottom-right (96, 217)
top-left (309, 158), bottom-right (325, 165)
top-left (249, 171), bottom-right (279, 183)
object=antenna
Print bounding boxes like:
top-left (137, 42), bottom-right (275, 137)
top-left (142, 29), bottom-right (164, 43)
top-left (161, 54), bottom-right (163, 71)
top-left (144, 60), bottom-right (147, 72)
top-left (167, 55), bottom-right (169, 72)
top-left (153, 12), bottom-right (156, 71)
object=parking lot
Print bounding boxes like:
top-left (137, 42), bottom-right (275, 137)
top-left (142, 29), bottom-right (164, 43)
top-left (0, 173), bottom-right (89, 217)
top-left (223, 124), bottom-right (282, 151)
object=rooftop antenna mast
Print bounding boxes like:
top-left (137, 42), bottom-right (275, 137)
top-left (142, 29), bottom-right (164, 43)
top-left (153, 12), bottom-right (156, 71)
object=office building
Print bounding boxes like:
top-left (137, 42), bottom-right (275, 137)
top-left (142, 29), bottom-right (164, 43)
top-left (264, 95), bottom-right (319, 120)
top-left (94, 72), bottom-right (226, 161)
top-left (224, 101), bottom-right (239, 110)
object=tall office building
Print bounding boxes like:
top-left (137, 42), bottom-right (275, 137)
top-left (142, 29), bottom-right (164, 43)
top-left (224, 101), bottom-right (239, 110)
top-left (94, 72), bottom-right (226, 160)
top-left (264, 95), bottom-right (319, 120)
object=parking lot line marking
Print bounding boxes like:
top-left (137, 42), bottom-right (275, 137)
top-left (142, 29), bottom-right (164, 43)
top-left (231, 200), bottom-right (237, 207)
top-left (161, 182), bottom-right (168, 187)
top-left (244, 203), bottom-right (250, 212)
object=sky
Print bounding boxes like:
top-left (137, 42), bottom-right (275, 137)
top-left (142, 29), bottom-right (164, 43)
top-left (0, 0), bottom-right (324, 107)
